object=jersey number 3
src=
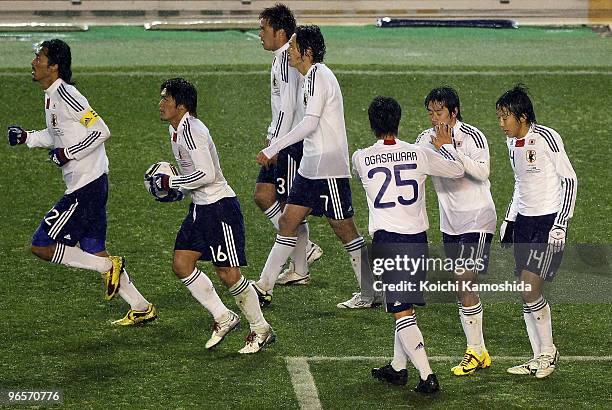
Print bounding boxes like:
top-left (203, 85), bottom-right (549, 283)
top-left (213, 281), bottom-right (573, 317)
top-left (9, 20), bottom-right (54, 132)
top-left (368, 164), bottom-right (418, 209)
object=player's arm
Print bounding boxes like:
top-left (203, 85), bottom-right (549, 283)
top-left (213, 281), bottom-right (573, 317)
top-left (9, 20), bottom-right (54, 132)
top-left (422, 144), bottom-right (465, 179)
top-left (7, 124), bottom-right (55, 148)
top-left (259, 69), bottom-right (325, 164)
top-left (455, 133), bottom-right (490, 181)
top-left (547, 131), bottom-right (578, 252)
top-left (268, 63), bottom-right (300, 144)
top-left (63, 108), bottom-right (111, 160)
top-left (169, 134), bottom-right (216, 190)
top-left (499, 177), bottom-right (519, 248)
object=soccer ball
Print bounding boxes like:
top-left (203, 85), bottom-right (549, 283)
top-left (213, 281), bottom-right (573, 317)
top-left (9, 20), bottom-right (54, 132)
top-left (144, 161), bottom-right (179, 198)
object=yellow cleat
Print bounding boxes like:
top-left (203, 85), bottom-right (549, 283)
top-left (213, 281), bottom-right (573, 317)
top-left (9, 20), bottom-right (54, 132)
top-left (112, 304), bottom-right (157, 326)
top-left (451, 348), bottom-right (491, 376)
top-left (102, 256), bottom-right (124, 301)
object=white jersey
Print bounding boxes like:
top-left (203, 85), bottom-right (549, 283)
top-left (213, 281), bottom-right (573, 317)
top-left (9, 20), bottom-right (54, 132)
top-left (262, 63), bottom-right (350, 179)
top-left (267, 42), bottom-right (303, 142)
top-left (25, 78), bottom-right (110, 194)
top-left (353, 138), bottom-right (465, 236)
top-left (416, 121), bottom-right (497, 235)
top-left (505, 124), bottom-right (577, 227)
top-left (168, 113), bottom-right (236, 205)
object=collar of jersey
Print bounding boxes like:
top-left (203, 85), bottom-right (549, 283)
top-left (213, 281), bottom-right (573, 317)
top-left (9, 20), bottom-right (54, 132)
top-left (45, 78), bottom-right (63, 95)
top-left (274, 41), bottom-right (290, 57)
top-left (172, 112), bottom-right (193, 134)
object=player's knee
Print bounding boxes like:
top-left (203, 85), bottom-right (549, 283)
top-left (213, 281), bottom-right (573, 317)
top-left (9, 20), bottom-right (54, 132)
top-left (31, 245), bottom-right (53, 261)
top-left (172, 257), bottom-right (193, 279)
top-left (278, 213), bottom-right (299, 236)
top-left (253, 184), bottom-right (274, 210)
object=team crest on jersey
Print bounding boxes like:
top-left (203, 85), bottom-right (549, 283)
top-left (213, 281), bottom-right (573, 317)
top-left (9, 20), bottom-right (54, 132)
top-left (526, 149), bottom-right (537, 163)
top-left (273, 76), bottom-right (278, 88)
top-left (303, 91), bottom-right (308, 108)
top-left (51, 113), bottom-right (58, 127)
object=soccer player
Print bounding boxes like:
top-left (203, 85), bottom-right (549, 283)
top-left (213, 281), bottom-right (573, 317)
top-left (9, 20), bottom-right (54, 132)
top-left (255, 25), bottom-right (381, 309)
top-left (497, 85), bottom-right (577, 378)
top-left (255, 4), bottom-right (323, 286)
top-left (355, 96), bottom-right (465, 394)
top-left (416, 87), bottom-right (496, 376)
top-left (149, 77), bottom-right (274, 353)
top-left (7, 39), bottom-right (156, 326)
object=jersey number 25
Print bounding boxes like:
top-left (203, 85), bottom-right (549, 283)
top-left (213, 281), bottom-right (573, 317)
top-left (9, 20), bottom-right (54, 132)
top-left (368, 164), bottom-right (418, 209)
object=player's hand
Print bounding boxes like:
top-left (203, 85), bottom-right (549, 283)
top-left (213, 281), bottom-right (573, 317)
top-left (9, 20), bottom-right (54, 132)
top-left (146, 173), bottom-right (171, 198)
top-left (7, 125), bottom-right (27, 146)
top-left (156, 188), bottom-right (184, 202)
top-left (548, 225), bottom-right (566, 253)
top-left (432, 123), bottom-right (453, 149)
top-left (257, 151), bottom-right (272, 167)
top-left (48, 148), bottom-right (71, 167)
top-left (499, 220), bottom-right (514, 248)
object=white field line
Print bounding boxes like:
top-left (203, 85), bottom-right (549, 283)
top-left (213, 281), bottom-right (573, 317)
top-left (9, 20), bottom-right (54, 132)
top-left (285, 357), bottom-right (323, 410)
top-left (0, 70), bottom-right (611, 77)
top-left (285, 355), bottom-right (612, 410)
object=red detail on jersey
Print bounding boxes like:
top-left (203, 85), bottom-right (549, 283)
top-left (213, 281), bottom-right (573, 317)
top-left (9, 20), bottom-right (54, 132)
top-left (45, 98), bottom-right (50, 109)
top-left (383, 138), bottom-right (396, 145)
top-left (172, 132), bottom-right (177, 142)
top-left (515, 138), bottom-right (525, 147)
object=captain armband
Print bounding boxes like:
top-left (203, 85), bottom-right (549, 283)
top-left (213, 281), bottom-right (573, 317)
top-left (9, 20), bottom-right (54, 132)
top-left (79, 109), bottom-right (100, 127)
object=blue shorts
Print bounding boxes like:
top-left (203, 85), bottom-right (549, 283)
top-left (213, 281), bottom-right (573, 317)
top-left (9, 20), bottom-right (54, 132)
top-left (174, 197), bottom-right (247, 267)
top-left (287, 174), bottom-right (354, 220)
top-left (274, 142), bottom-right (303, 201)
top-left (443, 232), bottom-right (493, 275)
top-left (372, 230), bottom-right (428, 313)
top-left (32, 174), bottom-right (108, 254)
top-left (256, 164), bottom-right (276, 185)
top-left (514, 213), bottom-right (563, 281)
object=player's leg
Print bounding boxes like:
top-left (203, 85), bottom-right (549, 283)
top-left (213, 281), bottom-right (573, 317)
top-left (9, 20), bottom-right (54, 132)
top-left (449, 233), bottom-right (492, 376)
top-left (254, 164), bottom-right (282, 229)
top-left (322, 178), bottom-right (381, 309)
top-left (255, 203), bottom-right (310, 297)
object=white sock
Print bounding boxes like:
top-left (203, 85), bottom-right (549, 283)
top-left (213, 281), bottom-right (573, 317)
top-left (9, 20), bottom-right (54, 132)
top-left (51, 243), bottom-right (112, 272)
top-left (523, 304), bottom-right (541, 358)
top-left (257, 234), bottom-right (297, 291)
top-left (291, 221), bottom-right (309, 276)
top-left (390, 328), bottom-right (408, 371)
top-left (264, 201), bottom-right (282, 231)
top-left (181, 268), bottom-right (229, 321)
top-left (344, 237), bottom-right (365, 288)
top-left (229, 276), bottom-right (269, 333)
top-left (527, 296), bottom-right (555, 355)
top-left (396, 315), bottom-right (433, 380)
top-left (118, 269), bottom-right (150, 311)
top-left (457, 301), bottom-right (468, 340)
top-left (461, 302), bottom-right (485, 354)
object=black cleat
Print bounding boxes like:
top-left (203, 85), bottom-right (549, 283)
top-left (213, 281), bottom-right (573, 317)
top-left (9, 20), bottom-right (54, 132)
top-left (414, 373), bottom-right (440, 394)
top-left (371, 363), bottom-right (408, 386)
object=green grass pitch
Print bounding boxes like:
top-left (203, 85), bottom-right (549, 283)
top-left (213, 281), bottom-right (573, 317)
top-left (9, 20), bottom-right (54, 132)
top-left (0, 26), bottom-right (611, 408)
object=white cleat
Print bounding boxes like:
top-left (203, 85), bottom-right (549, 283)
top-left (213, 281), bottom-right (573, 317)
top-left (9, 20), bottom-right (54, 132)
top-left (205, 311), bottom-right (240, 349)
top-left (535, 350), bottom-right (559, 379)
top-left (337, 292), bottom-right (382, 309)
top-left (506, 358), bottom-right (539, 375)
top-left (238, 327), bottom-right (276, 354)
top-left (306, 242), bottom-right (324, 265)
top-left (276, 269), bottom-right (310, 285)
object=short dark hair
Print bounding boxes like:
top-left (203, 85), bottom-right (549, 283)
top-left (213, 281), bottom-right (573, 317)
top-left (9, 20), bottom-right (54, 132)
top-left (39, 39), bottom-right (73, 84)
top-left (424, 86), bottom-right (462, 121)
top-left (368, 96), bottom-right (401, 138)
top-left (161, 78), bottom-right (198, 117)
top-left (295, 25), bottom-right (326, 64)
top-left (259, 3), bottom-right (296, 39)
top-left (496, 84), bottom-right (536, 125)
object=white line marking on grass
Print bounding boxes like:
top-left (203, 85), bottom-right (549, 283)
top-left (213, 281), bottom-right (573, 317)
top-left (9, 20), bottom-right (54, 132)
top-left (244, 32), bottom-right (260, 40)
top-left (285, 357), bottom-right (323, 410)
top-left (295, 355), bottom-right (612, 362)
top-left (285, 355), bottom-right (612, 409)
top-left (0, 70), bottom-right (610, 77)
